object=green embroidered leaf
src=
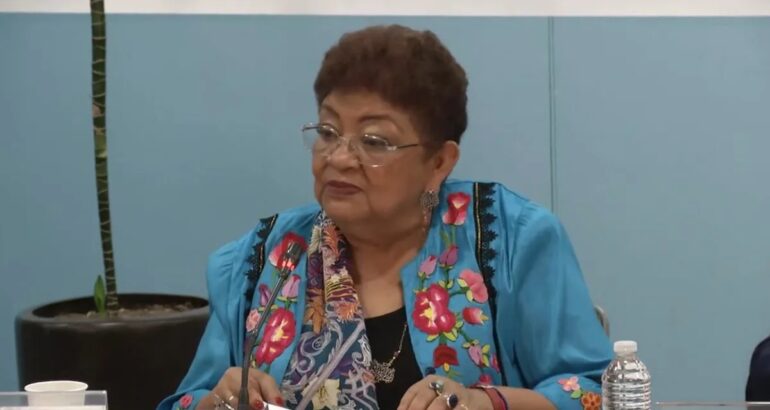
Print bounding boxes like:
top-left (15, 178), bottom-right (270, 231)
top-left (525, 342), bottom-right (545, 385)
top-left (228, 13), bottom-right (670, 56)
top-left (456, 278), bottom-right (467, 288)
top-left (482, 344), bottom-right (491, 354)
top-left (454, 320), bottom-right (463, 329)
top-left (427, 334), bottom-right (439, 342)
top-left (444, 330), bottom-right (458, 341)
top-left (462, 342), bottom-right (471, 349)
top-left (439, 280), bottom-right (447, 288)
top-left (466, 290), bottom-right (473, 301)
top-left (482, 355), bottom-right (490, 367)
top-left (446, 279), bottom-right (454, 289)
top-left (440, 230), bottom-right (451, 246)
top-left (446, 367), bottom-right (461, 379)
top-left (571, 390), bottom-right (583, 399)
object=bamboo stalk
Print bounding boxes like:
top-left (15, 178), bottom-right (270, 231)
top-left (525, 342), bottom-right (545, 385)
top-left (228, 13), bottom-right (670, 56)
top-left (90, 0), bottom-right (119, 312)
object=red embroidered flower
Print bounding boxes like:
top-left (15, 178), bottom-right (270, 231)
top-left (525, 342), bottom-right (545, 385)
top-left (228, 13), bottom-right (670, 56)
top-left (458, 269), bottom-right (489, 303)
top-left (581, 392), bottom-right (602, 410)
top-left (281, 274), bottom-right (300, 299)
top-left (245, 309), bottom-right (261, 333)
top-left (413, 284), bottom-right (456, 335)
top-left (478, 374), bottom-right (493, 385)
top-left (179, 393), bottom-right (193, 409)
top-left (442, 192), bottom-right (471, 225)
top-left (418, 255), bottom-right (438, 278)
top-left (433, 344), bottom-right (459, 369)
top-left (462, 307), bottom-right (488, 325)
top-left (269, 232), bottom-right (307, 271)
top-left (254, 308), bottom-right (296, 365)
top-left (438, 245), bottom-right (458, 267)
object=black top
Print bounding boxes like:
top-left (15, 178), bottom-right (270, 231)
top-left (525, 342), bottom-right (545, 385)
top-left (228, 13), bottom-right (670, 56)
top-left (365, 307), bottom-right (423, 410)
top-left (747, 334), bottom-right (770, 401)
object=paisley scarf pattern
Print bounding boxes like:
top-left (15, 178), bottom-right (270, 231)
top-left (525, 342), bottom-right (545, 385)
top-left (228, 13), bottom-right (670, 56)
top-left (280, 214), bottom-right (378, 410)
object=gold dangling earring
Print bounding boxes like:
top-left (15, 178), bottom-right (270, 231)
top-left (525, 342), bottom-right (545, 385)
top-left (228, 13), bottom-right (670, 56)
top-left (419, 189), bottom-right (439, 232)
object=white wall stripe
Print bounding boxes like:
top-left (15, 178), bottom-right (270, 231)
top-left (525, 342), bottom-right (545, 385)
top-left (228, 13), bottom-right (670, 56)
top-left (2, 0), bottom-right (770, 16)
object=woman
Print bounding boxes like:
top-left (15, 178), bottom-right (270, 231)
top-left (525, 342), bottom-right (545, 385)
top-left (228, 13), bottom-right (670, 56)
top-left (159, 25), bottom-right (611, 410)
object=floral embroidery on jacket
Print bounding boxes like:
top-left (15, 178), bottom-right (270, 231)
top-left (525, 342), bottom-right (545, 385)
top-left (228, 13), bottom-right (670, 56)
top-left (246, 232), bottom-right (307, 370)
top-left (559, 376), bottom-right (602, 410)
top-left (412, 191), bottom-right (501, 382)
top-left (175, 393), bottom-right (193, 410)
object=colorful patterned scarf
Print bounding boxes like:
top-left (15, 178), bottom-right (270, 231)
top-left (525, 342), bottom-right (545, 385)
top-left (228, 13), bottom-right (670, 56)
top-left (280, 214), bottom-right (378, 410)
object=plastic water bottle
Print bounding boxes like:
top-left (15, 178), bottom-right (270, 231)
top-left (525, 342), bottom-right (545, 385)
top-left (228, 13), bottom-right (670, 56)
top-left (602, 340), bottom-right (652, 410)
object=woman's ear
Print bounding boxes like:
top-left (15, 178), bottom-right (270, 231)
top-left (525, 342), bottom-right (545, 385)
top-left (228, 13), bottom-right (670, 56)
top-left (428, 141), bottom-right (460, 188)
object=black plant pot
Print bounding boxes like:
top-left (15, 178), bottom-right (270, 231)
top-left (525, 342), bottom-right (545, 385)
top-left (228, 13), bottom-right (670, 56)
top-left (16, 294), bottom-right (209, 410)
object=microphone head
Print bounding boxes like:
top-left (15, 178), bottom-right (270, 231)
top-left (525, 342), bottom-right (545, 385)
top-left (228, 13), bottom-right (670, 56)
top-left (279, 241), bottom-right (304, 275)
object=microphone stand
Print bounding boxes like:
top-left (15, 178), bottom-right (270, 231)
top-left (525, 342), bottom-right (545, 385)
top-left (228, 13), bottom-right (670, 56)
top-left (238, 242), bottom-right (302, 410)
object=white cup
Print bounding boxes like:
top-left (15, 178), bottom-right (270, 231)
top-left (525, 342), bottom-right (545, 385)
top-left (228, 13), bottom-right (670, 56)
top-left (24, 380), bottom-right (88, 406)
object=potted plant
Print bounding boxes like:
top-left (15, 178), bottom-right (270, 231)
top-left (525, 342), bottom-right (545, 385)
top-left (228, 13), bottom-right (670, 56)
top-left (15, 2), bottom-right (209, 409)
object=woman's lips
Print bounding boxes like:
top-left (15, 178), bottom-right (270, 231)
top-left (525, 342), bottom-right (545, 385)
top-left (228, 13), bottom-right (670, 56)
top-left (325, 180), bottom-right (361, 195)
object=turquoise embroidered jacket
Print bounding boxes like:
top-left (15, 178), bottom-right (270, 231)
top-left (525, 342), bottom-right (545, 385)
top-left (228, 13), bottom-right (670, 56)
top-left (158, 180), bottom-right (612, 410)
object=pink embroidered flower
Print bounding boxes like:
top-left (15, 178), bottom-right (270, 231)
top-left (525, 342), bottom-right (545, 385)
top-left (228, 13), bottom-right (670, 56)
top-left (179, 393), bottom-right (193, 409)
top-left (438, 245), bottom-right (458, 267)
top-left (413, 284), bottom-right (456, 335)
top-left (462, 307), bottom-right (488, 325)
top-left (468, 344), bottom-right (484, 367)
top-left (269, 232), bottom-right (307, 270)
top-left (281, 274), bottom-right (300, 299)
top-left (458, 269), bottom-right (489, 303)
top-left (491, 355), bottom-right (501, 372)
top-left (442, 192), bottom-right (471, 225)
top-left (259, 283), bottom-right (270, 306)
top-left (245, 309), bottom-right (261, 333)
top-left (559, 376), bottom-right (581, 392)
top-left (419, 255), bottom-right (438, 277)
top-left (478, 374), bottom-right (493, 385)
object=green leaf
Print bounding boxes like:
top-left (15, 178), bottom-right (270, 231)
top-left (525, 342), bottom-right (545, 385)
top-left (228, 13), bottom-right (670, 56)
top-left (440, 230), bottom-right (451, 246)
top-left (571, 390), bottom-right (583, 399)
top-left (462, 342), bottom-right (471, 349)
top-left (439, 280), bottom-right (447, 288)
top-left (444, 329), bottom-right (458, 341)
top-left (427, 334), bottom-right (439, 342)
top-left (93, 275), bottom-right (106, 314)
top-left (446, 279), bottom-right (454, 289)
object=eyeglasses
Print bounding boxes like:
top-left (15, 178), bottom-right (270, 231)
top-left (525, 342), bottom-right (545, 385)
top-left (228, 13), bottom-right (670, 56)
top-left (301, 123), bottom-right (421, 167)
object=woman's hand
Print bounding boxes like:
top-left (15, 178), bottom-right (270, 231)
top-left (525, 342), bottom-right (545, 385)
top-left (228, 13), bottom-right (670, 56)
top-left (398, 375), bottom-right (492, 410)
top-left (196, 367), bottom-right (284, 410)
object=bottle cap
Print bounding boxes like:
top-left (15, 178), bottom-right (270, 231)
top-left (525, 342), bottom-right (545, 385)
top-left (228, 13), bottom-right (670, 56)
top-left (614, 340), bottom-right (638, 354)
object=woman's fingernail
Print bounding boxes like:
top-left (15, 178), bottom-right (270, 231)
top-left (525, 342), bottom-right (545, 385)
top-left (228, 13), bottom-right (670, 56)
top-left (251, 399), bottom-right (265, 410)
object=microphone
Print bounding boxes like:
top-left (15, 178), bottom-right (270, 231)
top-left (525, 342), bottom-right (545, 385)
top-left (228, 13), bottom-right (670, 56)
top-left (238, 241), bottom-right (303, 410)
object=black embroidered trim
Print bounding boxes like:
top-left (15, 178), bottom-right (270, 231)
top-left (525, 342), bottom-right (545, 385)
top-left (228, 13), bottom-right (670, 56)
top-left (242, 214), bottom-right (278, 325)
top-left (473, 182), bottom-right (507, 384)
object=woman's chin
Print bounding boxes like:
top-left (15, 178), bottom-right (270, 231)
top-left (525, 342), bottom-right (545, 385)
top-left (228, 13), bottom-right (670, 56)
top-left (321, 197), bottom-right (365, 222)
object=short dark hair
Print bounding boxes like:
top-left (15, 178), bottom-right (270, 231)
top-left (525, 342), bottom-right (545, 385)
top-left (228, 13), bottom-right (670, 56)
top-left (314, 25), bottom-right (468, 146)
